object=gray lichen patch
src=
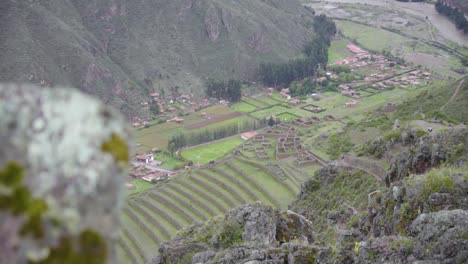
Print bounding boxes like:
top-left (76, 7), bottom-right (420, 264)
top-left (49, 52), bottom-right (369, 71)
top-left (0, 84), bottom-right (131, 264)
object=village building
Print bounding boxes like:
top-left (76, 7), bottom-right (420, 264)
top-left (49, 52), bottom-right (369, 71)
top-left (151, 147), bottom-right (161, 153)
top-left (347, 44), bottom-right (366, 55)
top-left (167, 117), bottom-right (184, 124)
top-left (289, 98), bottom-right (301, 105)
top-left (338, 84), bottom-right (350, 90)
top-left (136, 154), bottom-right (154, 164)
top-left (345, 100), bottom-right (358, 107)
top-left (241, 131), bottom-right (258, 141)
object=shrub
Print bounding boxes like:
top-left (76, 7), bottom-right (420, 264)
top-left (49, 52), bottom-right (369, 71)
top-left (326, 133), bottom-right (354, 159)
top-left (383, 129), bottom-right (401, 142)
top-left (415, 129), bottom-right (428, 137)
top-left (218, 221), bottom-right (243, 249)
top-left (391, 236), bottom-right (414, 253)
top-left (419, 170), bottom-right (455, 203)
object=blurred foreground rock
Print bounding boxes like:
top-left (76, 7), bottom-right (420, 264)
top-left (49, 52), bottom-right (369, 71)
top-left (0, 84), bottom-right (131, 264)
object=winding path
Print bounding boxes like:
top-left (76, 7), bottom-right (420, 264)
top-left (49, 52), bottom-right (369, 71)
top-left (441, 78), bottom-right (465, 110)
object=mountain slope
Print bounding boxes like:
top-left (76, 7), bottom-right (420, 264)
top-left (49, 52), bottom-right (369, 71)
top-left (0, 0), bottom-right (316, 117)
top-left (397, 77), bottom-right (468, 124)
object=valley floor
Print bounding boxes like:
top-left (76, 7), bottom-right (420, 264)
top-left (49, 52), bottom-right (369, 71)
top-left (119, 3), bottom-right (467, 262)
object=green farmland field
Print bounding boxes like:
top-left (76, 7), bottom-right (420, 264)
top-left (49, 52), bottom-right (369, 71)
top-left (277, 112), bottom-right (300, 121)
top-left (180, 136), bottom-right (244, 164)
top-left (328, 39), bottom-right (353, 63)
top-left (127, 179), bottom-right (154, 195)
top-left (250, 105), bottom-right (292, 119)
top-left (231, 102), bottom-right (258, 113)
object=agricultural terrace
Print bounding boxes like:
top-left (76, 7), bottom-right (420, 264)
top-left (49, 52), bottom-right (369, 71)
top-left (118, 156), bottom-right (299, 263)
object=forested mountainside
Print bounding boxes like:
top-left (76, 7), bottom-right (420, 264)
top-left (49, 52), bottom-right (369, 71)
top-left (0, 0), bottom-right (316, 117)
top-left (152, 78), bottom-right (468, 263)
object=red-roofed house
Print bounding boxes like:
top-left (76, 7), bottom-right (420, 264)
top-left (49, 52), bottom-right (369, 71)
top-left (241, 131), bottom-right (258, 141)
top-left (347, 45), bottom-right (366, 54)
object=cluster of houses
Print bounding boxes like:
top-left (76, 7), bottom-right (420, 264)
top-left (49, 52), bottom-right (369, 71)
top-left (264, 87), bottom-right (292, 100)
top-left (129, 149), bottom-right (177, 183)
top-left (131, 92), bottom-right (212, 128)
top-left (338, 84), bottom-right (360, 98)
top-left (324, 43), bottom-right (434, 108)
top-left (371, 70), bottom-right (431, 89)
top-left (335, 44), bottom-right (388, 68)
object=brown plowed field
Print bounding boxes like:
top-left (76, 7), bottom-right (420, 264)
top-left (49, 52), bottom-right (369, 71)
top-left (185, 112), bottom-right (243, 129)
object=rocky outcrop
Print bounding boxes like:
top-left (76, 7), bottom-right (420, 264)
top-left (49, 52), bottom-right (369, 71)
top-left (152, 202), bottom-right (318, 264)
top-left (204, 4), bottom-right (221, 42)
top-left (0, 84), bottom-right (131, 264)
top-left (383, 128), bottom-right (468, 185)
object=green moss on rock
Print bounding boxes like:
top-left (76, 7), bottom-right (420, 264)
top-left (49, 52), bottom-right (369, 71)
top-left (218, 221), bottom-right (243, 249)
top-left (101, 133), bottom-right (129, 166)
top-left (0, 162), bottom-right (49, 239)
top-left (32, 229), bottom-right (107, 264)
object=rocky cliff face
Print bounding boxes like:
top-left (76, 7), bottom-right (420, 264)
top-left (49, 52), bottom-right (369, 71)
top-left (0, 0), bottom-right (315, 117)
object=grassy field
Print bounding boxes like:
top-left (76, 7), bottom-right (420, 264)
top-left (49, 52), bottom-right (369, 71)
top-left (202, 104), bottom-right (237, 115)
top-left (243, 97), bottom-right (269, 108)
top-left (190, 115), bottom-right (256, 132)
top-left (254, 95), bottom-right (282, 105)
top-left (328, 39), bottom-right (353, 63)
top-left (335, 20), bottom-right (409, 53)
top-left (277, 112), bottom-right (300, 121)
top-left (126, 179), bottom-right (154, 195)
top-left (135, 122), bottom-right (181, 152)
top-left (180, 136), bottom-right (243, 164)
top-left (155, 152), bottom-right (186, 170)
top-left (135, 104), bottom-right (248, 152)
top-left (231, 101), bottom-right (258, 113)
top-left (250, 105), bottom-right (292, 119)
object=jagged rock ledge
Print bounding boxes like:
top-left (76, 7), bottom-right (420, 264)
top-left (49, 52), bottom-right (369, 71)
top-left (151, 202), bottom-right (325, 264)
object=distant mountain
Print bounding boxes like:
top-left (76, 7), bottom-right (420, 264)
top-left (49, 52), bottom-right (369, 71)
top-left (0, 0), bottom-right (316, 117)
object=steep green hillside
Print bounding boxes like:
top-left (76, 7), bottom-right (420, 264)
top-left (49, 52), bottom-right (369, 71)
top-left (0, 0), bottom-right (316, 116)
top-left (397, 77), bottom-right (468, 124)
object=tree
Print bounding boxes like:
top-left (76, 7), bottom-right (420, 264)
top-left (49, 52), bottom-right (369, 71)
top-left (205, 78), bottom-right (242, 102)
top-left (268, 116), bottom-right (275, 127)
top-left (149, 102), bottom-right (160, 116)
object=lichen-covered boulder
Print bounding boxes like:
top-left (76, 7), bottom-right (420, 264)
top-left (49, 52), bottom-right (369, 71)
top-left (153, 202), bottom-right (318, 264)
top-left (0, 84), bottom-right (131, 264)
